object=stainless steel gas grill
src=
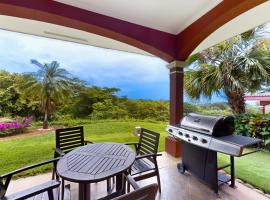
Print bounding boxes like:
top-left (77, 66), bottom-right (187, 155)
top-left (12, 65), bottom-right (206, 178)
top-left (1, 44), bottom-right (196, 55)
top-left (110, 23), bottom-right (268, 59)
top-left (166, 113), bottom-right (262, 193)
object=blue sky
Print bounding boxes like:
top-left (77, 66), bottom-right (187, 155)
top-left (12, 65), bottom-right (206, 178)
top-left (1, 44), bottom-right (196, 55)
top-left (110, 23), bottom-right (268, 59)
top-left (0, 29), bottom-right (225, 102)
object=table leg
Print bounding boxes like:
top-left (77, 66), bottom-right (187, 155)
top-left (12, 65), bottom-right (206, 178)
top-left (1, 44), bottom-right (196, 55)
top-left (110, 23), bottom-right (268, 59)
top-left (79, 183), bottom-right (91, 200)
top-left (116, 173), bottom-right (125, 195)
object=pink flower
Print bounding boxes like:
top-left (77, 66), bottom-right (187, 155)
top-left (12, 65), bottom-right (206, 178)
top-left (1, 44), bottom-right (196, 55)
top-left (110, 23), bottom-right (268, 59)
top-left (0, 116), bottom-right (32, 132)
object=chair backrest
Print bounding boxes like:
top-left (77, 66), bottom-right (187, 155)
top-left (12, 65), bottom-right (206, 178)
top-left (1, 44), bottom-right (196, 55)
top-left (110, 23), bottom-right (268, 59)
top-left (56, 126), bottom-right (85, 154)
top-left (137, 128), bottom-right (160, 157)
top-left (113, 183), bottom-right (158, 200)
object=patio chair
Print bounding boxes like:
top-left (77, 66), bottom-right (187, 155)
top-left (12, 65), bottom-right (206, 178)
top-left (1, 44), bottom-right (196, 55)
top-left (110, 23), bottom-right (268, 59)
top-left (54, 126), bottom-right (93, 157)
top-left (0, 158), bottom-right (70, 200)
top-left (125, 128), bottom-right (162, 192)
top-left (98, 174), bottom-right (158, 200)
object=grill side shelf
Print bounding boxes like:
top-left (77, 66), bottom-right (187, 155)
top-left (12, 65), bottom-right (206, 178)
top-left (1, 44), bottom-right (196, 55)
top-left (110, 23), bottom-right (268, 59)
top-left (210, 135), bottom-right (262, 157)
top-left (209, 138), bottom-right (242, 156)
top-left (217, 135), bottom-right (262, 147)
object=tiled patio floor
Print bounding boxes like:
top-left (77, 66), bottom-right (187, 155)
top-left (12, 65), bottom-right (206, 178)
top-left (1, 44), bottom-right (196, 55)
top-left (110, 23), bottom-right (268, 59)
top-left (6, 152), bottom-right (269, 200)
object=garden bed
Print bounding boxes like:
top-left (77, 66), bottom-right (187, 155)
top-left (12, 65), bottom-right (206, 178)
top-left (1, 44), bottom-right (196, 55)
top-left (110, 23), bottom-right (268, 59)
top-left (0, 125), bottom-right (64, 141)
top-left (0, 117), bottom-right (32, 137)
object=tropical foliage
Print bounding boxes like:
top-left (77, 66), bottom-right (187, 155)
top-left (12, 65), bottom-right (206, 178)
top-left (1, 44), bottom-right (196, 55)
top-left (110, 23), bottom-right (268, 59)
top-left (0, 71), bottom-right (39, 117)
top-left (235, 113), bottom-right (270, 149)
top-left (21, 60), bottom-right (80, 129)
top-left (185, 27), bottom-right (270, 114)
top-left (0, 69), bottom-right (234, 126)
top-left (70, 87), bottom-right (120, 118)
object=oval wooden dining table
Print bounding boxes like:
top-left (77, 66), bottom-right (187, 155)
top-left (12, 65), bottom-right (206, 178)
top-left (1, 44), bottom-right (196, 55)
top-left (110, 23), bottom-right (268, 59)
top-left (57, 142), bottom-right (136, 200)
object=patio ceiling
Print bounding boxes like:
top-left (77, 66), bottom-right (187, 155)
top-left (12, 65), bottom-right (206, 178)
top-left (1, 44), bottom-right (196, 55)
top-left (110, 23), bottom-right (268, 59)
top-left (0, 15), bottom-right (152, 56)
top-left (54, 0), bottom-right (222, 35)
top-left (0, 0), bottom-right (269, 61)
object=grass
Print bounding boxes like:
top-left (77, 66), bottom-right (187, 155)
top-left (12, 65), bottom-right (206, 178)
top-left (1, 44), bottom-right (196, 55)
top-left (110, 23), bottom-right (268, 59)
top-left (218, 149), bottom-right (270, 193)
top-left (0, 120), bottom-right (167, 177)
top-left (0, 120), bottom-right (269, 193)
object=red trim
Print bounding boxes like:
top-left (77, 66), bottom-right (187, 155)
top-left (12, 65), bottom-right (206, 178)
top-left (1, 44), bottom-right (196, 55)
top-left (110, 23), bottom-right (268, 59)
top-left (245, 96), bottom-right (270, 101)
top-left (0, 0), bottom-right (177, 62)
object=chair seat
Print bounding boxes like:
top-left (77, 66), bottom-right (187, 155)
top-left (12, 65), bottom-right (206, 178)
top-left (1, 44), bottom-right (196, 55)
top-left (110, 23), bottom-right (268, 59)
top-left (131, 158), bottom-right (155, 175)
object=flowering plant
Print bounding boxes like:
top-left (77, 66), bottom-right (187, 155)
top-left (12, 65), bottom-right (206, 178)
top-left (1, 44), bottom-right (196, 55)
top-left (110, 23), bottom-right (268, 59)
top-left (0, 116), bottom-right (32, 136)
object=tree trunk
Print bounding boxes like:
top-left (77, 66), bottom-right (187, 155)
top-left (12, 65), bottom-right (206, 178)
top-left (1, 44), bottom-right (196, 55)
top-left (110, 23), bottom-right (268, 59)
top-left (43, 111), bottom-right (48, 129)
top-left (225, 90), bottom-right (245, 114)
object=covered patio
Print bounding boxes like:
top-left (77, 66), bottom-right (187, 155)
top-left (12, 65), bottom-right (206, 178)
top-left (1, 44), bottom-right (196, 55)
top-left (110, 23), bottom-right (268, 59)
top-left (1, 0), bottom-right (270, 199)
top-left (6, 152), bottom-right (269, 200)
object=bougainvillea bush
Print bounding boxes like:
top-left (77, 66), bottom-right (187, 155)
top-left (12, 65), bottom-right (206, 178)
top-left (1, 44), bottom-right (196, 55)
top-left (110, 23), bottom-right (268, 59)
top-left (235, 114), bottom-right (270, 150)
top-left (0, 116), bottom-right (32, 137)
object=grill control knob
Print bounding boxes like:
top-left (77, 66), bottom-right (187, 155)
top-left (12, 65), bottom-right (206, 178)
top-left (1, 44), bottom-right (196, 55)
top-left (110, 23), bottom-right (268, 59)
top-left (168, 129), bottom-right (173, 133)
top-left (201, 139), bottom-right (208, 144)
top-left (192, 136), bottom-right (198, 141)
top-left (178, 131), bottom-right (183, 136)
top-left (185, 134), bottom-right (190, 138)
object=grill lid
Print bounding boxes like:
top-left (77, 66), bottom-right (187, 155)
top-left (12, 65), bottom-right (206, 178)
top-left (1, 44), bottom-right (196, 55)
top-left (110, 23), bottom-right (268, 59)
top-left (180, 113), bottom-right (234, 137)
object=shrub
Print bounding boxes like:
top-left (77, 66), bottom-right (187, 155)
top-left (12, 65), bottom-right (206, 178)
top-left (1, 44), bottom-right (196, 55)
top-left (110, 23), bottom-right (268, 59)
top-left (0, 116), bottom-right (32, 137)
top-left (124, 100), bottom-right (169, 121)
top-left (90, 100), bottom-right (128, 120)
top-left (235, 114), bottom-right (270, 149)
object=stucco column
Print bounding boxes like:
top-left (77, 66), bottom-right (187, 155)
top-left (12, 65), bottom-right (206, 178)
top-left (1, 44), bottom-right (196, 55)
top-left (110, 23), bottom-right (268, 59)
top-left (165, 60), bottom-right (184, 158)
top-left (168, 60), bottom-right (185, 125)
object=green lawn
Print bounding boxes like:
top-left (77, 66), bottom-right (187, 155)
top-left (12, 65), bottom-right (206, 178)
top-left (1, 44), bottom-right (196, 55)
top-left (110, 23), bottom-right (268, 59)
top-left (0, 120), bottom-right (269, 193)
top-left (0, 120), bottom-right (167, 177)
top-left (218, 150), bottom-right (270, 193)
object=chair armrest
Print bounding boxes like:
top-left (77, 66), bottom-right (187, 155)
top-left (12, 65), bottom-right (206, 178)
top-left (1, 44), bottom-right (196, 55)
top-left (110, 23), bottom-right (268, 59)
top-left (125, 175), bottom-right (139, 190)
top-left (124, 142), bottom-right (139, 152)
top-left (84, 140), bottom-right (94, 145)
top-left (135, 153), bottom-right (162, 160)
top-left (5, 180), bottom-right (60, 200)
top-left (54, 147), bottom-right (65, 157)
top-left (0, 158), bottom-right (60, 179)
top-left (124, 142), bottom-right (139, 146)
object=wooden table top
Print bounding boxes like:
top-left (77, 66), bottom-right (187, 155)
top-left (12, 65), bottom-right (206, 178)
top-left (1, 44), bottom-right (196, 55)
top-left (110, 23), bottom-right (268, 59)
top-left (57, 142), bottom-right (136, 183)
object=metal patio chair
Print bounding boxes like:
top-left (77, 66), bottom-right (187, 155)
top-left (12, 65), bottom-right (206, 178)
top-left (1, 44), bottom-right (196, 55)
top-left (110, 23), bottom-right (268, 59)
top-left (98, 174), bottom-right (158, 200)
top-left (0, 158), bottom-right (70, 200)
top-left (125, 128), bottom-right (162, 193)
top-left (54, 126), bottom-right (93, 157)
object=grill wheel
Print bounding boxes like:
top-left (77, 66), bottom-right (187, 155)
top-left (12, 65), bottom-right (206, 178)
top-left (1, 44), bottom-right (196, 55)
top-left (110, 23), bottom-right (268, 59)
top-left (177, 163), bottom-right (185, 174)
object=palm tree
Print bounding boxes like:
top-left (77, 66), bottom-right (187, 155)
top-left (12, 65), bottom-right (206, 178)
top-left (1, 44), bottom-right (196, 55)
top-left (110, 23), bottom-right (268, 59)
top-left (185, 27), bottom-right (270, 114)
top-left (22, 60), bottom-right (78, 129)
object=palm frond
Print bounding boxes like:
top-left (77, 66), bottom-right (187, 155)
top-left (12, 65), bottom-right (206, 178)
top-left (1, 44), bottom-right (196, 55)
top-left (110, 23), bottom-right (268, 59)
top-left (21, 60), bottom-right (81, 114)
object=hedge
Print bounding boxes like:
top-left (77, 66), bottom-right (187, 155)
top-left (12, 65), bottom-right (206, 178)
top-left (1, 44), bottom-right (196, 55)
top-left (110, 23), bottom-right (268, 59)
top-left (235, 114), bottom-right (270, 149)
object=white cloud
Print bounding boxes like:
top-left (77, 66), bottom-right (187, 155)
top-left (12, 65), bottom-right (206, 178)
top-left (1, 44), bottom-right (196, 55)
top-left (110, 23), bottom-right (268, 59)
top-left (0, 29), bottom-right (168, 88)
